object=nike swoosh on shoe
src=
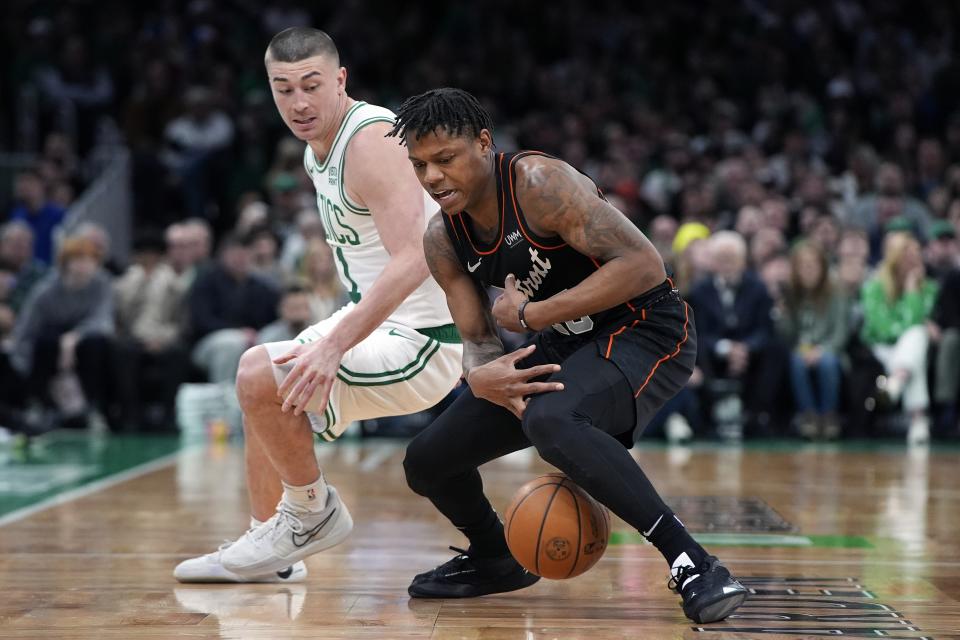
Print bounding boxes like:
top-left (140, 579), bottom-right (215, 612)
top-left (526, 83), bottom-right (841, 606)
top-left (291, 509), bottom-right (337, 548)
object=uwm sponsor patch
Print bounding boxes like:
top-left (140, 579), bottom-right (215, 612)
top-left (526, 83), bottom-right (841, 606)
top-left (693, 576), bottom-right (932, 638)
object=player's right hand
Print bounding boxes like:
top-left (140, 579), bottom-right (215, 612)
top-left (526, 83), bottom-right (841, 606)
top-left (465, 344), bottom-right (564, 418)
top-left (273, 338), bottom-right (345, 416)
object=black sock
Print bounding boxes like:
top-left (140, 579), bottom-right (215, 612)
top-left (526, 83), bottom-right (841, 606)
top-left (643, 513), bottom-right (706, 568)
top-left (461, 508), bottom-right (509, 558)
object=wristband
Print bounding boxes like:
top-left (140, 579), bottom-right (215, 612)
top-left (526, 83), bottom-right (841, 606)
top-left (518, 299), bottom-right (531, 330)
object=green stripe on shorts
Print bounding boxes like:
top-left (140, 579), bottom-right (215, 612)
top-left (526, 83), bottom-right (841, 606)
top-left (336, 339), bottom-right (441, 386)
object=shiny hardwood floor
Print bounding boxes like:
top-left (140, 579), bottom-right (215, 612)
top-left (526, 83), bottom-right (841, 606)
top-left (1, 439), bottom-right (959, 639)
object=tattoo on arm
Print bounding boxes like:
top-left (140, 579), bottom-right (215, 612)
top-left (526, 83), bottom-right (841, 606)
top-left (462, 335), bottom-right (505, 377)
top-left (423, 215), bottom-right (462, 281)
top-left (423, 214), bottom-right (504, 376)
top-left (521, 160), bottom-right (649, 262)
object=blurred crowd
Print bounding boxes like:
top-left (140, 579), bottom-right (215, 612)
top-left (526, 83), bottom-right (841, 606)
top-left (2, 0), bottom-right (959, 441)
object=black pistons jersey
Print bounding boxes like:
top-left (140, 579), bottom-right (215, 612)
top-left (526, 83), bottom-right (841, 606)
top-left (440, 150), bottom-right (647, 341)
top-left (440, 150), bottom-right (696, 405)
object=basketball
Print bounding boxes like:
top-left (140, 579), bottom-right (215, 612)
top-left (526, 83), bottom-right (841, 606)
top-left (504, 473), bottom-right (611, 579)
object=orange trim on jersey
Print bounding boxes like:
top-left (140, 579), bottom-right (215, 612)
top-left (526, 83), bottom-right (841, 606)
top-left (449, 214), bottom-right (461, 242)
top-left (458, 153), bottom-right (506, 256)
top-left (641, 308), bottom-right (646, 320)
top-left (604, 320), bottom-right (638, 359)
top-left (508, 152), bottom-right (568, 251)
top-left (634, 301), bottom-right (690, 398)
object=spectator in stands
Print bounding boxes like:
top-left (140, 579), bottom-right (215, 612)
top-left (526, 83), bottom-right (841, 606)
top-left (670, 222), bottom-right (711, 295)
top-left (181, 218), bottom-right (214, 268)
top-left (246, 224), bottom-right (284, 289)
top-left (779, 242), bottom-right (849, 439)
top-left (687, 231), bottom-right (785, 436)
top-left (162, 87), bottom-right (235, 218)
top-left (33, 35), bottom-right (114, 156)
top-left (114, 231), bottom-right (190, 429)
top-left (851, 163), bottom-right (932, 244)
top-left (0, 221), bottom-right (47, 313)
top-left (836, 228), bottom-right (871, 302)
top-left (279, 208), bottom-right (326, 274)
top-left (188, 233), bottom-right (278, 384)
top-left (299, 238), bottom-right (347, 322)
top-left (0, 264), bottom-right (15, 342)
top-left (929, 266), bottom-right (960, 436)
top-left (861, 232), bottom-right (939, 444)
top-left (73, 221), bottom-right (121, 275)
top-left (647, 214), bottom-right (679, 266)
top-left (8, 171), bottom-right (65, 266)
top-left (257, 283), bottom-right (314, 344)
top-left (924, 220), bottom-right (959, 281)
top-left (8, 236), bottom-right (116, 429)
top-left (750, 227), bottom-right (786, 270)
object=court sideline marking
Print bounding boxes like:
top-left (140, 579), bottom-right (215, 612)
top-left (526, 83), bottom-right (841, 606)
top-left (0, 448), bottom-right (195, 528)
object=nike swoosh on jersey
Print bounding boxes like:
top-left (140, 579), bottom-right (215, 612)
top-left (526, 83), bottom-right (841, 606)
top-left (467, 259), bottom-right (482, 272)
top-left (291, 509), bottom-right (337, 548)
top-left (388, 328), bottom-right (415, 341)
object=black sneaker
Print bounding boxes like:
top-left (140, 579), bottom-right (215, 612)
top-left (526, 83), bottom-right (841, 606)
top-left (668, 555), bottom-right (748, 623)
top-left (408, 546), bottom-right (540, 598)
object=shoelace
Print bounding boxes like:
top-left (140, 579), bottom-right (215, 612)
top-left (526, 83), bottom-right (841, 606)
top-left (255, 503), bottom-right (308, 542)
top-left (430, 546), bottom-right (473, 574)
top-left (212, 526), bottom-right (256, 558)
top-left (667, 559), bottom-right (712, 593)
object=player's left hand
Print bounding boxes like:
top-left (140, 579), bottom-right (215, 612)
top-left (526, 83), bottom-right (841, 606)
top-left (492, 274), bottom-right (529, 332)
top-left (273, 339), bottom-right (346, 416)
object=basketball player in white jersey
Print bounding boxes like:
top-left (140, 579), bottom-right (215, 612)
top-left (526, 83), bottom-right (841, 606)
top-left (174, 27), bottom-right (462, 583)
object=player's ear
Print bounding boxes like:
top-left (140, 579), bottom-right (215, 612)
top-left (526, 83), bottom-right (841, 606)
top-left (478, 129), bottom-right (493, 153)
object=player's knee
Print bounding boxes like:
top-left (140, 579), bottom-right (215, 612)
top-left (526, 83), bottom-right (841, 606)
top-left (403, 438), bottom-right (435, 497)
top-left (523, 397), bottom-right (581, 467)
top-left (235, 346), bottom-right (276, 409)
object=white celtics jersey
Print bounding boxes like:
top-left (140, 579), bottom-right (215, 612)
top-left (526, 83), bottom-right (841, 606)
top-left (303, 101), bottom-right (452, 330)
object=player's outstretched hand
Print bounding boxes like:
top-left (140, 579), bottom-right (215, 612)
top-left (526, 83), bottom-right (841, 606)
top-left (466, 344), bottom-right (563, 418)
top-left (273, 339), bottom-right (346, 416)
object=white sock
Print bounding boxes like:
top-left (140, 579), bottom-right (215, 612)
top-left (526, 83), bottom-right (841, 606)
top-left (249, 517), bottom-right (263, 529)
top-left (282, 475), bottom-right (328, 512)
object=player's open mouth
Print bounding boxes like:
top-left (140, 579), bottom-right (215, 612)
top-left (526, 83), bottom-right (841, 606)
top-left (293, 117), bottom-right (316, 127)
top-left (433, 189), bottom-right (456, 203)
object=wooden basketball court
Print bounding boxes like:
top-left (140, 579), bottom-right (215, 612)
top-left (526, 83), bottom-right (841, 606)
top-left (1, 435), bottom-right (959, 639)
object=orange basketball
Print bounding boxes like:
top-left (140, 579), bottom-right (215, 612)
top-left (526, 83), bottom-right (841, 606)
top-left (503, 473), bottom-right (610, 579)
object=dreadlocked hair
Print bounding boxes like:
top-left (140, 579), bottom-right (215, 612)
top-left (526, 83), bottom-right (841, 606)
top-left (387, 88), bottom-right (493, 143)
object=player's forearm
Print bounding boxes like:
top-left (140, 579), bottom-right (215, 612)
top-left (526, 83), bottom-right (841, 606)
top-left (523, 256), bottom-right (660, 330)
top-left (323, 250), bottom-right (429, 353)
top-left (462, 335), bottom-right (505, 380)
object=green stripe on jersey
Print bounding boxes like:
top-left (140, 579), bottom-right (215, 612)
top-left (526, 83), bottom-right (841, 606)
top-left (338, 116), bottom-right (397, 215)
top-left (416, 323), bottom-right (461, 344)
top-left (334, 247), bottom-right (362, 303)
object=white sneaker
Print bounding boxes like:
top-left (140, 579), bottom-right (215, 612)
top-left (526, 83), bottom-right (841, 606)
top-left (174, 541), bottom-right (307, 583)
top-left (221, 485), bottom-right (353, 577)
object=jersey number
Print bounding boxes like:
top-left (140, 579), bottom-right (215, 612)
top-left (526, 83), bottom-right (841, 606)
top-left (552, 315), bottom-right (595, 335)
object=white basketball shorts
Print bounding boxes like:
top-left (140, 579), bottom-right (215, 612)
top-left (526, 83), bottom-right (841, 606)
top-left (263, 304), bottom-right (463, 441)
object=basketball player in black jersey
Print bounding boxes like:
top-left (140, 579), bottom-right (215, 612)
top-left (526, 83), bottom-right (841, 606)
top-left (387, 88), bottom-right (748, 624)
